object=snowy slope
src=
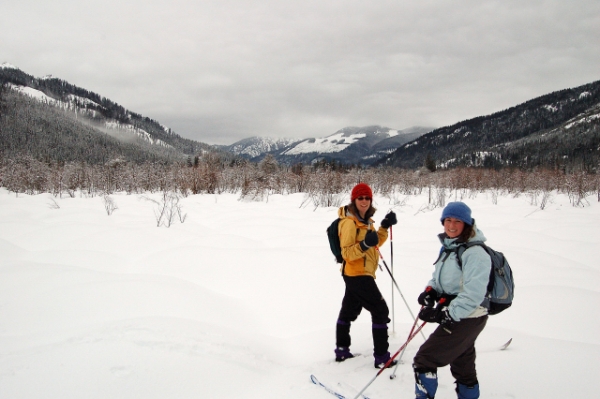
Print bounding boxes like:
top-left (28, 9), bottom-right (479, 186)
top-left (1, 64), bottom-right (218, 161)
top-left (0, 189), bottom-right (598, 398)
top-left (282, 127), bottom-right (402, 155)
top-left (222, 126), bottom-right (432, 165)
top-left (222, 136), bottom-right (302, 158)
top-left (0, 62), bottom-right (18, 69)
top-left (283, 130), bottom-right (376, 154)
top-left (6, 83), bottom-right (173, 149)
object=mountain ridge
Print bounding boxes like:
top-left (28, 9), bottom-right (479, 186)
top-left (376, 80), bottom-right (600, 172)
top-left (2, 63), bottom-right (598, 171)
top-left (221, 125), bottom-right (433, 166)
top-left (1, 63), bottom-right (429, 167)
top-left (0, 63), bottom-right (221, 164)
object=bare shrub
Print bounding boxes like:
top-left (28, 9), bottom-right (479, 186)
top-left (564, 171), bottom-right (593, 207)
top-left (302, 190), bottom-right (345, 210)
top-left (538, 190), bottom-right (553, 210)
top-left (144, 192), bottom-right (186, 227)
top-left (427, 185), bottom-right (447, 208)
top-left (47, 197), bottom-right (60, 209)
top-left (103, 195), bottom-right (118, 215)
top-left (2, 154), bottom-right (598, 210)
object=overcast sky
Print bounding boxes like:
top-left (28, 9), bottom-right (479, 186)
top-left (2, 0), bottom-right (599, 145)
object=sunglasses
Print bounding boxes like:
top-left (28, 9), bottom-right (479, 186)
top-left (356, 196), bottom-right (371, 201)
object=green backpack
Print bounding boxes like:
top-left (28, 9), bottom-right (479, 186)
top-left (326, 217), bottom-right (360, 264)
top-left (326, 218), bottom-right (344, 263)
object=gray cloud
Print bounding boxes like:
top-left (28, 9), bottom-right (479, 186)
top-left (2, 0), bottom-right (599, 144)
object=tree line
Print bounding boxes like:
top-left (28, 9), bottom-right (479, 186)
top-left (1, 155), bottom-right (598, 209)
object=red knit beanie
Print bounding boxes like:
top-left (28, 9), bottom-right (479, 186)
top-left (351, 183), bottom-right (373, 201)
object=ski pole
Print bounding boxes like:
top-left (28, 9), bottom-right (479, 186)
top-left (376, 248), bottom-right (426, 340)
top-left (389, 306), bottom-right (423, 380)
top-left (352, 321), bottom-right (427, 399)
top-left (390, 297), bottom-right (450, 379)
top-left (390, 225), bottom-right (395, 335)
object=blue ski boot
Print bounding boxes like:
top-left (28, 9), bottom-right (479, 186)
top-left (414, 365), bottom-right (438, 399)
top-left (456, 382), bottom-right (480, 399)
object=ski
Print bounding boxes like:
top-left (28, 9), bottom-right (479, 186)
top-left (310, 374), bottom-right (371, 399)
top-left (500, 338), bottom-right (512, 350)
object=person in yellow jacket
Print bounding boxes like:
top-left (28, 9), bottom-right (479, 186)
top-left (334, 182), bottom-right (398, 368)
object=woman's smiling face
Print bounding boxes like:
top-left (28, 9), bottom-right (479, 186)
top-left (354, 196), bottom-right (371, 218)
top-left (443, 217), bottom-right (465, 238)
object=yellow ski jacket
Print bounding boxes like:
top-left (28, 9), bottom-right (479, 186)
top-left (337, 206), bottom-right (388, 278)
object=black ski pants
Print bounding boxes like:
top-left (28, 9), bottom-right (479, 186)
top-left (336, 275), bottom-right (391, 355)
top-left (413, 315), bottom-right (488, 386)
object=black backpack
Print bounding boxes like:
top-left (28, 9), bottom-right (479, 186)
top-left (326, 218), bottom-right (344, 263)
top-left (326, 217), bottom-right (359, 264)
top-left (438, 241), bottom-right (515, 315)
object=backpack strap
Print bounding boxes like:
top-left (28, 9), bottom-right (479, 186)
top-left (456, 241), bottom-right (496, 295)
top-left (454, 241), bottom-right (486, 268)
top-left (432, 241), bottom-right (496, 307)
top-left (431, 242), bottom-right (476, 266)
top-left (432, 246), bottom-right (445, 265)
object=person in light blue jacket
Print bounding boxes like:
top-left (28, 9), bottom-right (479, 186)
top-left (412, 202), bottom-right (492, 399)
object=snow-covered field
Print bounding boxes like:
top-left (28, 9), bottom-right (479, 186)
top-left (0, 188), bottom-right (597, 398)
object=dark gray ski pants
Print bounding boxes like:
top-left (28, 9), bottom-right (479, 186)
top-left (413, 315), bottom-right (487, 386)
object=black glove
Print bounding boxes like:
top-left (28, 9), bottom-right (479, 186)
top-left (418, 306), bottom-right (456, 331)
top-left (359, 230), bottom-right (379, 251)
top-left (418, 307), bottom-right (439, 323)
top-left (437, 308), bottom-right (456, 331)
top-left (417, 286), bottom-right (438, 307)
top-left (380, 211), bottom-right (397, 229)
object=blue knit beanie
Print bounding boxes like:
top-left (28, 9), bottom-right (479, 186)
top-left (440, 202), bottom-right (473, 225)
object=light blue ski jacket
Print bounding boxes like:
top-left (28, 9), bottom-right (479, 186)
top-left (427, 227), bottom-right (492, 321)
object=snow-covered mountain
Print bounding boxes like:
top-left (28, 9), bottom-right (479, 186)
top-left (0, 63), bottom-right (220, 164)
top-left (219, 136), bottom-right (302, 158)
top-left (378, 80), bottom-right (600, 170)
top-left (225, 126), bottom-right (433, 166)
top-left (283, 126), bottom-right (400, 155)
top-left (6, 82), bottom-right (173, 149)
top-left (2, 63), bottom-right (429, 167)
